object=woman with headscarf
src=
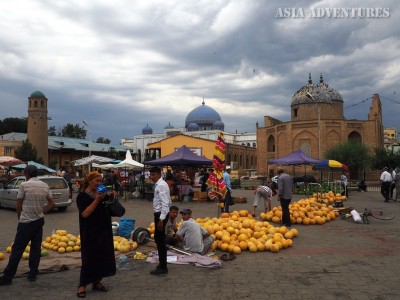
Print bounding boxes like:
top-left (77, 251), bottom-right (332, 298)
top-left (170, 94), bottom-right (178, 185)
top-left (76, 172), bottom-right (116, 298)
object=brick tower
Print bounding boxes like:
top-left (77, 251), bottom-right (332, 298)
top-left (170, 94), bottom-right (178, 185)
top-left (27, 91), bottom-right (49, 164)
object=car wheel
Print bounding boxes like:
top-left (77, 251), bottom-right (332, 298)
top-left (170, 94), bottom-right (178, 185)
top-left (58, 207), bottom-right (68, 212)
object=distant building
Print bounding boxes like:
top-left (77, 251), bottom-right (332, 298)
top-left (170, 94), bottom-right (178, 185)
top-left (123, 100), bottom-right (257, 170)
top-left (257, 74), bottom-right (384, 176)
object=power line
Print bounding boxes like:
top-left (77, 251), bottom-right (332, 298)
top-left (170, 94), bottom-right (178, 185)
top-left (379, 95), bottom-right (400, 105)
top-left (344, 96), bottom-right (373, 109)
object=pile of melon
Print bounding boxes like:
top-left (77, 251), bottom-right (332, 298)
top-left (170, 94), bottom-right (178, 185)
top-left (4, 242), bottom-right (49, 259)
top-left (41, 230), bottom-right (81, 254)
top-left (113, 236), bottom-right (138, 253)
top-left (261, 196), bottom-right (339, 225)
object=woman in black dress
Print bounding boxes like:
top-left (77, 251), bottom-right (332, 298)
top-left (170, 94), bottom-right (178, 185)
top-left (76, 172), bottom-right (116, 298)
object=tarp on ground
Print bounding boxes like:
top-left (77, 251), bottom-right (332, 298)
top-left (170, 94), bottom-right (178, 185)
top-left (268, 149), bottom-right (320, 166)
top-left (73, 155), bottom-right (115, 166)
top-left (145, 145), bottom-right (213, 167)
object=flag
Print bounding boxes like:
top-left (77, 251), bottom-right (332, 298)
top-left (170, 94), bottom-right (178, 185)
top-left (206, 132), bottom-right (227, 203)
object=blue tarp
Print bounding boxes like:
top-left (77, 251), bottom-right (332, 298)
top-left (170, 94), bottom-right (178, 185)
top-left (268, 150), bottom-right (320, 166)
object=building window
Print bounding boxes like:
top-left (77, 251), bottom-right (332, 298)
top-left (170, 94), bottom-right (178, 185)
top-left (34, 101), bottom-right (38, 107)
top-left (4, 147), bottom-right (12, 155)
top-left (294, 109), bottom-right (298, 117)
top-left (252, 142), bottom-right (256, 147)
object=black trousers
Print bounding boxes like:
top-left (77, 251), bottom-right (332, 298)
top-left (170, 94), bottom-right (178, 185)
top-left (222, 190), bottom-right (233, 213)
top-left (280, 199), bottom-right (292, 226)
top-left (4, 218), bottom-right (44, 279)
top-left (381, 182), bottom-right (391, 201)
top-left (153, 212), bottom-right (168, 269)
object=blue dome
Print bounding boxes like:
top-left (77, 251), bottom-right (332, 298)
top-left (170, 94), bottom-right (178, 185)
top-left (30, 91), bottom-right (46, 98)
top-left (187, 122), bottom-right (199, 132)
top-left (142, 124), bottom-right (153, 134)
top-left (185, 100), bottom-right (222, 130)
top-left (164, 122), bottom-right (174, 129)
top-left (212, 120), bottom-right (225, 130)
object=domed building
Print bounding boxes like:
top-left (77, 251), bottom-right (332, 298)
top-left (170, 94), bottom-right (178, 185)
top-left (185, 100), bottom-right (224, 131)
top-left (125, 99), bottom-right (257, 170)
top-left (257, 73), bottom-right (384, 176)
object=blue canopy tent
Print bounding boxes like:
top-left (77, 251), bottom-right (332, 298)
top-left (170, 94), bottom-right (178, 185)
top-left (268, 149), bottom-right (320, 166)
top-left (145, 145), bottom-right (213, 167)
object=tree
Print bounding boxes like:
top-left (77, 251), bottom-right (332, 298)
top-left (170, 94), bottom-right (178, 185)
top-left (106, 147), bottom-right (120, 159)
top-left (323, 142), bottom-right (372, 179)
top-left (96, 137), bottom-right (111, 144)
top-left (0, 117), bottom-right (27, 135)
top-left (48, 126), bottom-right (57, 136)
top-left (61, 123), bottom-right (87, 139)
top-left (14, 139), bottom-right (43, 164)
top-left (370, 147), bottom-right (400, 170)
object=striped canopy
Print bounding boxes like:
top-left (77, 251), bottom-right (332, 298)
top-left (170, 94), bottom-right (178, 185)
top-left (315, 160), bottom-right (348, 170)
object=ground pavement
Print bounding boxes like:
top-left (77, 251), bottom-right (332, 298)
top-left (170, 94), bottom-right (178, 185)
top-left (0, 189), bottom-right (399, 300)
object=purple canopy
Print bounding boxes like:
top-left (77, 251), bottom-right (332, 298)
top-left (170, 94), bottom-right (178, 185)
top-left (268, 150), bottom-right (320, 166)
top-left (145, 145), bottom-right (213, 166)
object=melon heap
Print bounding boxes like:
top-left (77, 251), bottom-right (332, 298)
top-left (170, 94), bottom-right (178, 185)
top-left (41, 230), bottom-right (81, 254)
top-left (312, 191), bottom-right (347, 204)
top-left (147, 209), bottom-right (298, 254)
top-left (5, 241), bottom-right (49, 259)
top-left (113, 236), bottom-right (138, 253)
top-left (261, 196), bottom-right (339, 225)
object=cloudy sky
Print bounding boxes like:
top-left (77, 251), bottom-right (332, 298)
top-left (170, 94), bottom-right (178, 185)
top-left (0, 0), bottom-right (399, 144)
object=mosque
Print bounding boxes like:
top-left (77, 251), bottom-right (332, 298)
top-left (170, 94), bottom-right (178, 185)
top-left (257, 74), bottom-right (384, 176)
top-left (122, 99), bottom-right (257, 170)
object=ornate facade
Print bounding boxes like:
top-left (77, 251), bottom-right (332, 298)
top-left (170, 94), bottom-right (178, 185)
top-left (257, 74), bottom-right (384, 175)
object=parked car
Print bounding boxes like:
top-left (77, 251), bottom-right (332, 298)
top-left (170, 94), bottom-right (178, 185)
top-left (0, 176), bottom-right (72, 212)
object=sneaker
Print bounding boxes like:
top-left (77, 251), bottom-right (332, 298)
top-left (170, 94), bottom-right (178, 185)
top-left (150, 267), bottom-right (168, 275)
top-left (0, 276), bottom-right (12, 286)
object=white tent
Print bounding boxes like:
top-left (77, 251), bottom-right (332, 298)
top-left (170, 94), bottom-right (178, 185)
top-left (73, 155), bottom-right (115, 166)
top-left (92, 163), bottom-right (119, 170)
top-left (115, 150), bottom-right (144, 169)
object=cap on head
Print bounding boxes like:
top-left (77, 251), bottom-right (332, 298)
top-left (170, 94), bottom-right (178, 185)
top-left (180, 208), bottom-right (192, 215)
top-left (24, 165), bottom-right (38, 177)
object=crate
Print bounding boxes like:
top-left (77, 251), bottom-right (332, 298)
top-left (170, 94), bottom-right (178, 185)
top-left (193, 191), bottom-right (208, 201)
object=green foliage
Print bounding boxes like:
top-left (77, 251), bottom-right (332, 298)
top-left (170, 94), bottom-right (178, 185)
top-left (323, 142), bottom-right (372, 177)
top-left (48, 126), bottom-right (57, 136)
top-left (61, 123), bottom-right (87, 139)
top-left (106, 147), bottom-right (120, 159)
top-left (96, 137), bottom-right (111, 144)
top-left (370, 147), bottom-right (400, 170)
top-left (14, 139), bottom-right (41, 163)
top-left (0, 118), bottom-right (27, 135)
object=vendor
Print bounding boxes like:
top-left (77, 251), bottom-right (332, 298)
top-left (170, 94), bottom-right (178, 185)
top-left (175, 209), bottom-right (214, 255)
top-left (165, 206), bottom-right (179, 246)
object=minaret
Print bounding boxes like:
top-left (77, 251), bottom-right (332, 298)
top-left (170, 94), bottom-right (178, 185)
top-left (27, 91), bottom-right (49, 165)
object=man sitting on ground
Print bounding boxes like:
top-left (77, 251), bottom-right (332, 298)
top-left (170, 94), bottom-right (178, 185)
top-left (175, 209), bottom-right (215, 255)
top-left (165, 206), bottom-right (179, 246)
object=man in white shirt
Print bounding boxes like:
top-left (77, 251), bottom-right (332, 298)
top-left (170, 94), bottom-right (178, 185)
top-left (380, 167), bottom-right (392, 202)
top-left (176, 209), bottom-right (215, 255)
top-left (252, 184), bottom-right (276, 217)
top-left (149, 166), bottom-right (171, 275)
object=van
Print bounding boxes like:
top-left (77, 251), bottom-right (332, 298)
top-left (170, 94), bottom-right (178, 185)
top-left (0, 176), bottom-right (72, 212)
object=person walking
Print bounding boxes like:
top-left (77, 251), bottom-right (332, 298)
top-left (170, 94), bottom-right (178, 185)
top-left (393, 170), bottom-right (400, 202)
top-left (0, 165), bottom-right (55, 285)
top-left (222, 166), bottom-right (233, 213)
top-left (341, 170), bottom-right (349, 198)
top-left (149, 166), bottom-right (171, 275)
top-left (277, 168), bottom-right (293, 228)
top-left (76, 172), bottom-right (117, 298)
top-left (380, 167), bottom-right (392, 202)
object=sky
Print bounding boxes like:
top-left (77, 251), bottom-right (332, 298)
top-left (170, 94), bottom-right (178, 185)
top-left (0, 0), bottom-right (399, 144)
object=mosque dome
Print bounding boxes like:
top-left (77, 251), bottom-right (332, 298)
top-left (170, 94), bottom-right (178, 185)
top-left (291, 74), bottom-right (332, 106)
top-left (187, 122), bottom-right (200, 132)
top-left (185, 100), bottom-right (222, 130)
top-left (316, 74), bottom-right (343, 102)
top-left (164, 122), bottom-right (174, 129)
top-left (30, 91), bottom-right (46, 98)
top-left (212, 120), bottom-right (225, 131)
top-left (142, 124), bottom-right (153, 134)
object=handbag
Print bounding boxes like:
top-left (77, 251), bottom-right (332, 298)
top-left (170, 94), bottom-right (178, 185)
top-left (106, 196), bottom-right (126, 217)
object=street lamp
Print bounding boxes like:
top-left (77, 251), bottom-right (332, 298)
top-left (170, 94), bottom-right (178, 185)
top-left (306, 93), bottom-right (321, 159)
top-left (82, 120), bottom-right (91, 171)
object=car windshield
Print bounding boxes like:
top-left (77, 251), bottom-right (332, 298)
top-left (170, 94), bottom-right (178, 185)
top-left (41, 178), bottom-right (68, 189)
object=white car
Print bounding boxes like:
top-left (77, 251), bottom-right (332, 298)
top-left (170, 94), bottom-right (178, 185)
top-left (0, 176), bottom-right (72, 212)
